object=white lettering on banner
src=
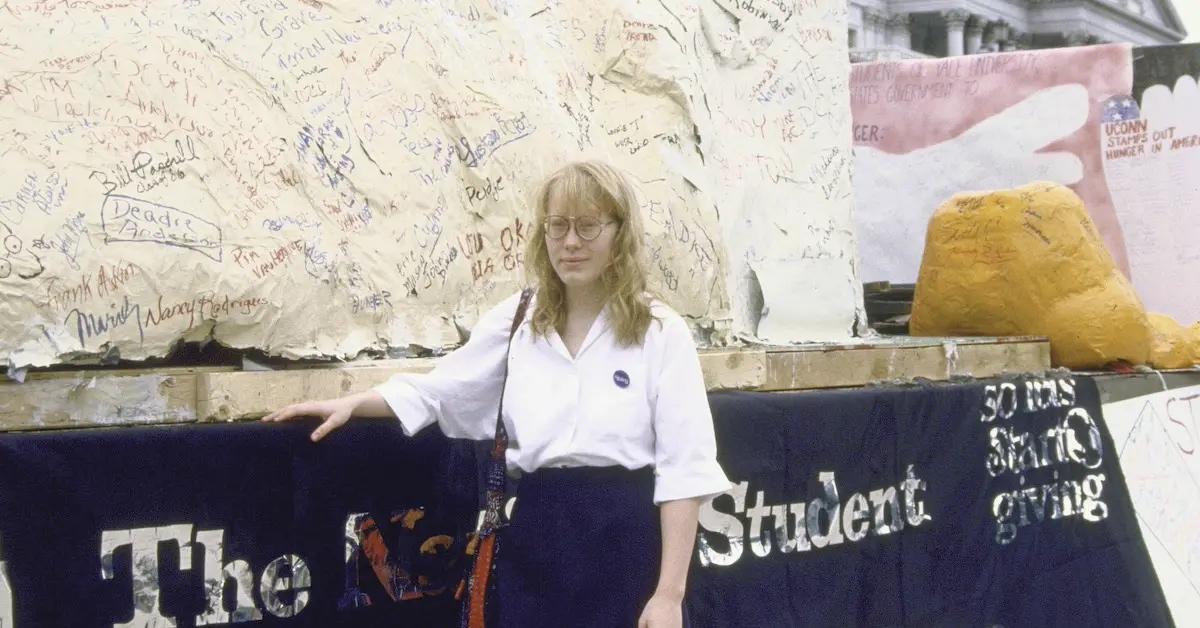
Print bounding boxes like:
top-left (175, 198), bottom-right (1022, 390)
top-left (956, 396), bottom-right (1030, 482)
top-left (194, 528), bottom-right (262, 624)
top-left (99, 525), bottom-right (194, 628)
top-left (0, 535), bottom-right (14, 627)
top-left (978, 378), bottom-right (1077, 424)
top-left (99, 524), bottom-right (310, 627)
top-left (695, 465), bottom-right (930, 567)
top-left (981, 378), bottom-right (1109, 545)
top-left (259, 555), bottom-right (312, 618)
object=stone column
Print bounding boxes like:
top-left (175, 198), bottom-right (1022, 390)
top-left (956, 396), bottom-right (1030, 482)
top-left (1064, 28), bottom-right (1094, 47)
top-left (887, 14), bottom-right (912, 50)
top-left (865, 11), bottom-right (886, 48)
top-left (965, 16), bottom-right (984, 54)
top-left (991, 20), bottom-right (1011, 48)
top-left (860, 10), bottom-right (875, 47)
top-left (943, 10), bottom-right (970, 57)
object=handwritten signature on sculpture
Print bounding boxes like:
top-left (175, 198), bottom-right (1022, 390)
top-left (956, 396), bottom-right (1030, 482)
top-left (351, 290), bottom-right (393, 314)
top-left (100, 195), bottom-right (223, 262)
top-left (0, 172), bottom-right (68, 224)
top-left (63, 292), bottom-right (269, 349)
top-left (89, 136), bottom-right (201, 196)
top-left (41, 262), bottom-right (137, 312)
top-left (31, 211), bottom-right (90, 271)
top-left (404, 112), bottom-right (536, 186)
top-left (297, 120), bottom-right (356, 190)
top-left (263, 215), bottom-right (322, 232)
top-left (64, 295), bottom-right (145, 348)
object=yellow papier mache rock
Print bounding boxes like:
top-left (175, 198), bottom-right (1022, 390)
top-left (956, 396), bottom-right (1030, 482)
top-left (1146, 314), bottom-right (1195, 369)
top-left (910, 182), bottom-right (1152, 369)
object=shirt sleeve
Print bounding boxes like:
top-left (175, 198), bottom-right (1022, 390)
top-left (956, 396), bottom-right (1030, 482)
top-left (373, 292), bottom-right (522, 439)
top-left (650, 314), bottom-right (732, 504)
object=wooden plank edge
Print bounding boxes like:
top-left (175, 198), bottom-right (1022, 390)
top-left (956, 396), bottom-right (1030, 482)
top-left (0, 372), bottom-right (199, 431)
top-left (762, 338), bottom-right (1051, 391)
top-left (0, 339), bottom-right (1052, 430)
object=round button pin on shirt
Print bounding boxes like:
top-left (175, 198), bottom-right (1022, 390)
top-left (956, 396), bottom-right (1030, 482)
top-left (613, 370), bottom-right (630, 388)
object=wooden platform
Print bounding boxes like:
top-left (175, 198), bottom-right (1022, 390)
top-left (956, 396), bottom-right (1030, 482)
top-left (0, 336), bottom-right (1050, 431)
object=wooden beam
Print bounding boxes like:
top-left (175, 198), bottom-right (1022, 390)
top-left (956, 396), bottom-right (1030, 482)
top-left (196, 350), bottom-right (766, 421)
top-left (762, 337), bottom-right (1050, 391)
top-left (197, 359), bottom-right (437, 421)
top-left (701, 349), bottom-right (768, 391)
top-left (0, 371), bottom-right (201, 430)
top-left (0, 338), bottom-right (1051, 430)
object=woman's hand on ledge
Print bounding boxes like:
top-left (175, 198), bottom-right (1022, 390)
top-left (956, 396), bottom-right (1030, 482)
top-left (262, 390), bottom-right (389, 442)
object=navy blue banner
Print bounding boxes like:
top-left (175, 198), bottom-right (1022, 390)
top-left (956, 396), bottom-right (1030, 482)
top-left (0, 375), bottom-right (1171, 627)
top-left (694, 376), bottom-right (1171, 627)
top-left (0, 419), bottom-right (478, 627)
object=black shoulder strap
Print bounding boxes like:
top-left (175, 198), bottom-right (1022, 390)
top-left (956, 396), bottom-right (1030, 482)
top-left (480, 288), bottom-right (533, 531)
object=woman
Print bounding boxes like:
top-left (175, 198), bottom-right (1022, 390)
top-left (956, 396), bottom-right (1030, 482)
top-left (265, 160), bottom-right (730, 627)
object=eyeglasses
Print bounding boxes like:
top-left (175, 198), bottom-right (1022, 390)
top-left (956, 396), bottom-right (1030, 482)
top-left (543, 215), bottom-right (615, 241)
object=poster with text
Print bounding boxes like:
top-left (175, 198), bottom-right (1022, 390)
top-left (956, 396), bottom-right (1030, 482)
top-left (1102, 44), bottom-right (1200, 324)
top-left (851, 45), bottom-right (1133, 284)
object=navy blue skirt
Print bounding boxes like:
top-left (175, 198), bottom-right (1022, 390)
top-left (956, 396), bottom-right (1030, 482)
top-left (492, 465), bottom-right (672, 628)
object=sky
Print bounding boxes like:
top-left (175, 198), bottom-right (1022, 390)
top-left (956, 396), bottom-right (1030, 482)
top-left (1178, 0), bottom-right (1200, 43)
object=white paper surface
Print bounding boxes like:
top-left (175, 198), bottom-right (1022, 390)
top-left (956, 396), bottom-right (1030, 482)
top-left (0, 0), bottom-right (859, 368)
top-left (1104, 385), bottom-right (1200, 624)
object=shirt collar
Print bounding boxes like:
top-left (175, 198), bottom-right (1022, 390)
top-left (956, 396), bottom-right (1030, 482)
top-left (548, 301), bottom-right (612, 362)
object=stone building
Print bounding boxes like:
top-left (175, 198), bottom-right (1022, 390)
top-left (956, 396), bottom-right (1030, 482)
top-left (848, 0), bottom-right (1188, 61)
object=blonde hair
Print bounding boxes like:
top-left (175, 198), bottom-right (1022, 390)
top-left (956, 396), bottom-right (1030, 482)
top-left (524, 160), bottom-right (653, 346)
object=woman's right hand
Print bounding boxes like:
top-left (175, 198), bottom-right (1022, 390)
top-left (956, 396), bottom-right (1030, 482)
top-left (263, 394), bottom-right (363, 442)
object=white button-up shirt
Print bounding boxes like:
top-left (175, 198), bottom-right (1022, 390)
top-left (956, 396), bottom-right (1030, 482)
top-left (375, 291), bottom-right (731, 504)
